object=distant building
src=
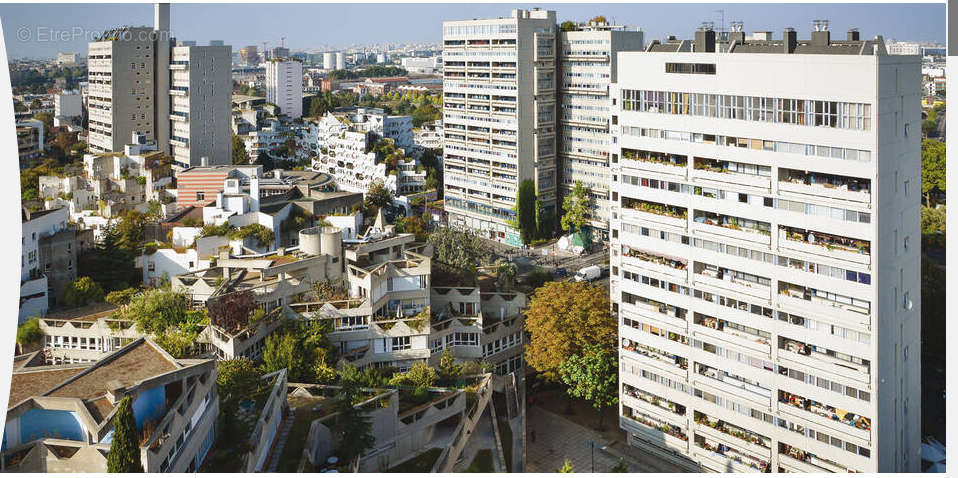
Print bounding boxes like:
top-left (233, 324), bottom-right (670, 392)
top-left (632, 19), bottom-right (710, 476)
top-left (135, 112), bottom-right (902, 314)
top-left (335, 52), bottom-right (345, 70)
top-left (16, 120), bottom-right (43, 169)
top-left (238, 45), bottom-right (260, 65)
top-left (55, 52), bottom-right (77, 66)
top-left (266, 59), bottom-right (303, 119)
top-left (20, 207), bottom-right (73, 322)
top-left (269, 46), bottom-right (290, 60)
top-left (401, 56), bottom-right (442, 74)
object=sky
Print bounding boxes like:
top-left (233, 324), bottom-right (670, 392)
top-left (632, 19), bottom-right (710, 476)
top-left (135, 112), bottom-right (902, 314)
top-left (0, 2), bottom-right (946, 59)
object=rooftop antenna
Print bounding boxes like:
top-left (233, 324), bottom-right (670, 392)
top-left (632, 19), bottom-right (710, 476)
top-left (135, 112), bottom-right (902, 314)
top-left (700, 21), bottom-right (714, 32)
top-left (714, 9), bottom-right (725, 32)
top-left (730, 21), bottom-right (744, 33)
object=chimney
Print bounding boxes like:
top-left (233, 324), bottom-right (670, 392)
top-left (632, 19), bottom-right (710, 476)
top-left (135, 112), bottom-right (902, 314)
top-left (811, 30), bottom-right (831, 46)
top-left (153, 3), bottom-right (170, 34)
top-left (694, 29), bottom-right (716, 53)
top-left (783, 28), bottom-right (797, 53)
top-left (250, 176), bottom-right (260, 213)
top-left (847, 29), bottom-right (860, 41)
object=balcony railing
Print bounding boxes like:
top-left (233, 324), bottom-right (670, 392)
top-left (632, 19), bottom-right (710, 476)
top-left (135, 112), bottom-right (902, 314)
top-left (779, 390), bottom-right (872, 432)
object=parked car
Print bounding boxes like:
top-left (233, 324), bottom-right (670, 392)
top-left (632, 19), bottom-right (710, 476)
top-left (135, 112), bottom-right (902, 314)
top-left (551, 267), bottom-right (568, 278)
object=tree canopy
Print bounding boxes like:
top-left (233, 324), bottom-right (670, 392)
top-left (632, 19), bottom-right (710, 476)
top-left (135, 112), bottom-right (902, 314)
top-left (428, 227), bottom-right (487, 284)
top-left (561, 181), bottom-right (591, 234)
top-left (232, 135), bottom-right (250, 165)
top-left (514, 179), bottom-right (537, 245)
top-left (922, 139), bottom-right (946, 207)
top-left (524, 281), bottom-right (616, 380)
top-left (63, 276), bottom-right (105, 308)
top-left (559, 344), bottom-right (618, 430)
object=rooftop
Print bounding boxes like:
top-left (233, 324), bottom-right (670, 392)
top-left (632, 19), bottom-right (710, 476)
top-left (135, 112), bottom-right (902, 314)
top-left (45, 340), bottom-right (179, 401)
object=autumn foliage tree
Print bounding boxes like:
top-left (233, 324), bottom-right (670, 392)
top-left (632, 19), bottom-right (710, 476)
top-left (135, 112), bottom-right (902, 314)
top-left (523, 281), bottom-right (616, 381)
top-left (208, 290), bottom-right (257, 332)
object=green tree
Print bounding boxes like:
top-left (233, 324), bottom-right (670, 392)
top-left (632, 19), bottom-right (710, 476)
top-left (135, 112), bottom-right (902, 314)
top-left (106, 288), bottom-right (138, 307)
top-left (427, 227), bottom-right (486, 284)
top-left (495, 260), bottom-right (518, 291)
top-left (106, 396), bottom-right (143, 473)
top-left (405, 361), bottom-right (438, 389)
top-left (366, 179), bottom-right (393, 209)
top-left (559, 344), bottom-right (618, 430)
top-left (561, 181), bottom-right (591, 234)
top-left (438, 347), bottom-right (462, 379)
top-left (524, 281), bottom-right (616, 381)
top-left (332, 369), bottom-right (376, 465)
top-left (610, 458), bottom-right (628, 473)
top-left (154, 327), bottom-right (198, 358)
top-left (560, 21), bottom-right (579, 32)
top-left (557, 459), bottom-right (575, 473)
top-left (114, 289), bottom-right (189, 335)
top-left (232, 135), bottom-right (250, 164)
top-left (216, 358), bottom-right (262, 400)
top-left (514, 179), bottom-right (537, 245)
top-left (412, 102), bottom-right (440, 127)
top-left (63, 276), bottom-right (105, 308)
top-left (923, 254), bottom-right (946, 361)
top-left (922, 139), bottom-right (946, 207)
top-left (262, 332), bottom-right (304, 379)
top-left (17, 317), bottom-right (42, 347)
top-left (34, 112), bottom-right (54, 134)
top-left (921, 206), bottom-right (946, 249)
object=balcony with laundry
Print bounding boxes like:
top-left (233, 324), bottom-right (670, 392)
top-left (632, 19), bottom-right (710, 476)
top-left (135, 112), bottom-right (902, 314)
top-left (778, 167), bottom-right (871, 203)
top-left (692, 262), bottom-right (771, 301)
top-left (622, 383), bottom-right (687, 420)
top-left (621, 404), bottom-right (689, 450)
top-left (620, 291), bottom-right (688, 329)
top-left (692, 362), bottom-right (772, 408)
top-left (777, 442), bottom-right (850, 473)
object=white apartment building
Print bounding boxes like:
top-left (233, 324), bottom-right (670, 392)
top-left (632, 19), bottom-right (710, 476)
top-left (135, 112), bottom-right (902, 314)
top-left (56, 52), bottom-right (77, 66)
top-left (442, 9), bottom-right (558, 247)
top-left (169, 43), bottom-right (233, 168)
top-left (610, 27), bottom-right (920, 473)
top-left (309, 110), bottom-right (425, 197)
top-left (266, 59), bottom-right (304, 119)
top-left (558, 22), bottom-right (643, 243)
top-left (335, 52), bottom-right (345, 70)
top-left (54, 92), bottom-right (82, 119)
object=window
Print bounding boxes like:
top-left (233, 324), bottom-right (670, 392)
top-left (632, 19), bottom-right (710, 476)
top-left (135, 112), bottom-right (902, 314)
top-left (196, 191), bottom-right (205, 201)
top-left (390, 336), bottom-right (410, 351)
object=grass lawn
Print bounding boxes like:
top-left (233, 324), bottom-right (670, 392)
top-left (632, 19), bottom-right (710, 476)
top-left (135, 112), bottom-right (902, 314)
top-left (465, 449), bottom-right (493, 472)
top-left (387, 448), bottom-right (443, 472)
top-left (497, 417), bottom-right (513, 472)
top-left (276, 398), bottom-right (327, 472)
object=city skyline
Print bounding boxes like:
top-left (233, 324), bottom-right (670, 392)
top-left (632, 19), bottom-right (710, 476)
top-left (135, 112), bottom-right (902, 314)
top-left (0, 2), bottom-right (946, 59)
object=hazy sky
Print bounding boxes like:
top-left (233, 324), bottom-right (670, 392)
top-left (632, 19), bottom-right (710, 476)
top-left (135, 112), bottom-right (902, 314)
top-left (0, 2), bottom-right (945, 59)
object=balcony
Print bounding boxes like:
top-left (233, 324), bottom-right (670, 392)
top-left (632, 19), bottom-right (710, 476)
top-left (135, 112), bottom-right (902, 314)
top-left (693, 267), bottom-right (771, 302)
top-left (779, 229), bottom-right (871, 266)
top-left (621, 341), bottom-right (688, 379)
top-left (169, 87), bottom-right (188, 96)
top-left (621, 406), bottom-right (688, 444)
top-left (777, 284), bottom-right (870, 329)
top-left (622, 246), bottom-right (688, 280)
top-left (777, 347), bottom-right (870, 387)
top-left (693, 413), bottom-right (771, 457)
top-left (621, 148), bottom-right (688, 177)
top-left (777, 445), bottom-right (845, 473)
top-left (620, 299), bottom-right (687, 329)
top-left (170, 136), bottom-right (189, 147)
top-left (692, 365), bottom-right (772, 409)
top-left (170, 112), bottom-right (188, 122)
top-left (778, 168), bottom-right (871, 204)
top-left (691, 158), bottom-right (771, 189)
top-left (692, 211), bottom-right (771, 245)
top-left (691, 316), bottom-right (771, 356)
top-left (169, 61), bottom-right (188, 71)
top-left (621, 198), bottom-right (688, 228)
top-left (778, 391), bottom-right (872, 442)
top-left (693, 435), bottom-right (770, 473)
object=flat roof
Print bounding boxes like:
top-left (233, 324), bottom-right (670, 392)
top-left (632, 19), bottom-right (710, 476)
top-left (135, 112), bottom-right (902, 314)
top-left (43, 302), bottom-right (116, 322)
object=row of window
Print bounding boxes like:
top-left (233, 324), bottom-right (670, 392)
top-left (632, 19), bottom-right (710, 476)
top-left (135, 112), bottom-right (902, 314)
top-left (620, 90), bottom-right (872, 131)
